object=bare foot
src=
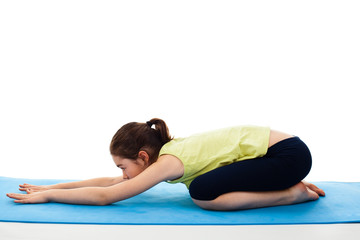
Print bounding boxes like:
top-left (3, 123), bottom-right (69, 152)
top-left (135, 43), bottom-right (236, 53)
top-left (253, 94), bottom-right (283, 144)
top-left (302, 181), bottom-right (326, 197)
top-left (289, 182), bottom-right (320, 204)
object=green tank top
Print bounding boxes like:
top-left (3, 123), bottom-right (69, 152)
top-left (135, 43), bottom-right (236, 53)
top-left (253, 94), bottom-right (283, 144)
top-left (159, 125), bottom-right (270, 188)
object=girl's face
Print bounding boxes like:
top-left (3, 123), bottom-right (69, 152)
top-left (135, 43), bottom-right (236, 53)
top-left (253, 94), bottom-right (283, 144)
top-left (112, 155), bottom-right (148, 180)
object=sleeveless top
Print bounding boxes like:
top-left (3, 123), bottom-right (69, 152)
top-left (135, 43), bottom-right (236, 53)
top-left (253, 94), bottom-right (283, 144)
top-left (159, 125), bottom-right (271, 188)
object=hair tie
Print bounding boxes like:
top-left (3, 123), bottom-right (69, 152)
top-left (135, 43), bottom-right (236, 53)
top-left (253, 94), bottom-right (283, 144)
top-left (146, 121), bottom-right (153, 128)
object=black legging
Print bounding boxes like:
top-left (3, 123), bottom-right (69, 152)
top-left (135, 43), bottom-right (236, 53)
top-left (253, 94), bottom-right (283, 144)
top-left (189, 137), bottom-right (312, 201)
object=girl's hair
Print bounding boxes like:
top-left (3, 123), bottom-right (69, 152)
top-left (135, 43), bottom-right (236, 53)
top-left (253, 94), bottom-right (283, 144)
top-left (110, 118), bottom-right (173, 164)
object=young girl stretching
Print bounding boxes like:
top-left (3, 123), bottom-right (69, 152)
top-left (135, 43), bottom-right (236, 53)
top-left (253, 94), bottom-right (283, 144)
top-left (7, 118), bottom-right (325, 211)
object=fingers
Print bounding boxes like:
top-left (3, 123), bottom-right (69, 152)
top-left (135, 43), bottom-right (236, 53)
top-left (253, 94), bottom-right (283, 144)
top-left (7, 193), bottom-right (29, 200)
top-left (19, 183), bottom-right (43, 193)
top-left (19, 183), bottom-right (33, 188)
top-left (7, 192), bottom-right (48, 204)
top-left (19, 183), bottom-right (32, 192)
top-left (12, 197), bottom-right (31, 204)
top-left (19, 187), bottom-right (30, 192)
top-left (14, 199), bottom-right (28, 204)
top-left (7, 193), bottom-right (36, 204)
top-left (19, 187), bottom-right (34, 193)
top-left (9, 184), bottom-right (49, 204)
top-left (7, 193), bottom-right (27, 199)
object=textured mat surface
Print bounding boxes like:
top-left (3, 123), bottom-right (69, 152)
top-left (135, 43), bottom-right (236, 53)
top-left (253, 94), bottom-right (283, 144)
top-left (1, 176), bottom-right (360, 225)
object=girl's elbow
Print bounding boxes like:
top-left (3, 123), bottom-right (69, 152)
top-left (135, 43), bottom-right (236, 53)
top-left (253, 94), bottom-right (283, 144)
top-left (95, 191), bottom-right (114, 206)
top-left (98, 196), bottom-right (116, 206)
top-left (97, 190), bottom-right (123, 206)
top-left (96, 199), bottom-right (110, 206)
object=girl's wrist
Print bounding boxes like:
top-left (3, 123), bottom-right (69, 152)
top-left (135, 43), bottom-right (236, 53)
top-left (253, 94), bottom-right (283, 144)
top-left (47, 184), bottom-right (58, 190)
top-left (49, 183), bottom-right (68, 189)
top-left (44, 189), bottom-right (56, 202)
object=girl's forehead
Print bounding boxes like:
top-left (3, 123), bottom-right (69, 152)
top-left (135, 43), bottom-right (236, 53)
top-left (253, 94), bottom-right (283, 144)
top-left (112, 156), bottom-right (133, 165)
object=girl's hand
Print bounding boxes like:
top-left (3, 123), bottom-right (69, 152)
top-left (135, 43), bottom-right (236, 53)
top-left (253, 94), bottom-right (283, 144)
top-left (6, 191), bottom-right (50, 204)
top-left (19, 183), bottom-right (51, 194)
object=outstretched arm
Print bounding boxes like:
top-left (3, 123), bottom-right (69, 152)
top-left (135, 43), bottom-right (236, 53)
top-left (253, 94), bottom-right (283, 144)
top-left (7, 155), bottom-right (183, 205)
top-left (19, 176), bottom-right (125, 193)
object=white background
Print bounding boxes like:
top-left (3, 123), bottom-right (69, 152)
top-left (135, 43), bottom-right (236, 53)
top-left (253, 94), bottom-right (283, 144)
top-left (0, 1), bottom-right (359, 182)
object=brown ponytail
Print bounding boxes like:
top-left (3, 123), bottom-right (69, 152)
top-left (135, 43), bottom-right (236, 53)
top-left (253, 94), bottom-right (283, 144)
top-left (110, 118), bottom-right (173, 164)
top-left (146, 118), bottom-right (172, 145)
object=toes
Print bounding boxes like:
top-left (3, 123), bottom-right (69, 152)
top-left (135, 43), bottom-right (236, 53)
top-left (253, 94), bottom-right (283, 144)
top-left (304, 182), bottom-right (326, 197)
top-left (312, 186), bottom-right (325, 197)
top-left (306, 188), bottom-right (320, 200)
top-left (317, 189), bottom-right (325, 197)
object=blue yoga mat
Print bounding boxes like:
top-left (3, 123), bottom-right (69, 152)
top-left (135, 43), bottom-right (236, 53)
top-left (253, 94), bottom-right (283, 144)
top-left (1, 176), bottom-right (360, 225)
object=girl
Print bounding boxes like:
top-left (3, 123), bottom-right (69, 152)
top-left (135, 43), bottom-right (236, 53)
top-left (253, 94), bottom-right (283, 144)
top-left (7, 118), bottom-right (325, 211)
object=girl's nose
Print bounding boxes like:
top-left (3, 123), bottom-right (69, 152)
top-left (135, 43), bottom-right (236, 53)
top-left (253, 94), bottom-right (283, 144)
top-left (122, 172), bottom-right (129, 179)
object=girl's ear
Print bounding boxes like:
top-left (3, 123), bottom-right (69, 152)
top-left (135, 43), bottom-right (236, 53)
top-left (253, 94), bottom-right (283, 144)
top-left (137, 150), bottom-right (150, 166)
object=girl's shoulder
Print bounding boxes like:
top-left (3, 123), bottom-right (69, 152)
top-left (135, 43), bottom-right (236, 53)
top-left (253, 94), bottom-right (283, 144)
top-left (155, 154), bottom-right (184, 181)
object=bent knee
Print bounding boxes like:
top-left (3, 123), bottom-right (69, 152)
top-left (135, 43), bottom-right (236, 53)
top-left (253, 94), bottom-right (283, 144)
top-left (189, 177), bottom-right (219, 201)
